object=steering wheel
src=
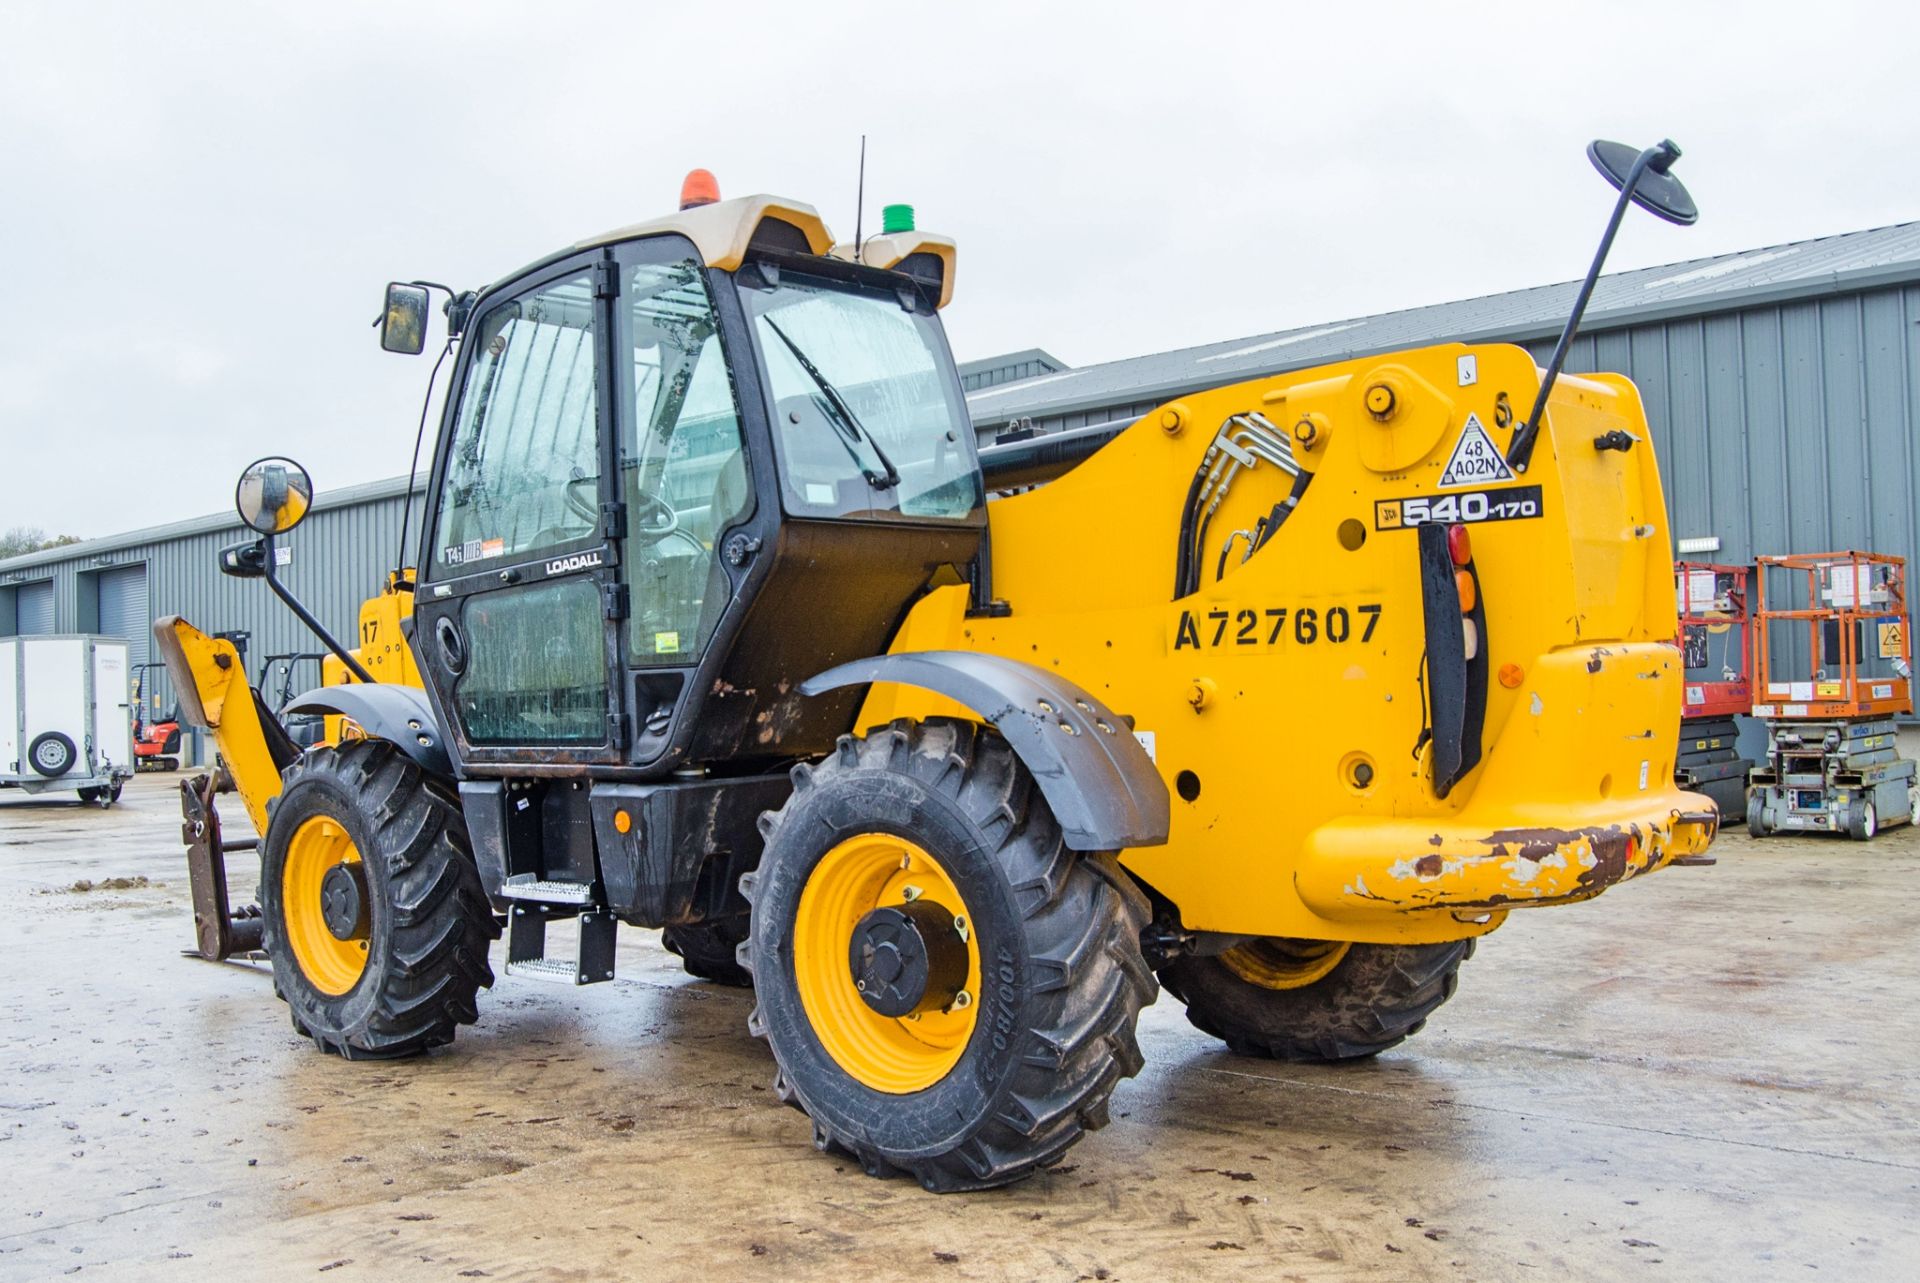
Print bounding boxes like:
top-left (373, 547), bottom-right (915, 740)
top-left (629, 489), bottom-right (681, 546)
top-left (563, 475), bottom-right (679, 544)
top-left (564, 475), bottom-right (600, 523)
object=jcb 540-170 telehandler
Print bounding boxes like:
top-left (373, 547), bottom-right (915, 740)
top-left (159, 141), bottom-right (1716, 1191)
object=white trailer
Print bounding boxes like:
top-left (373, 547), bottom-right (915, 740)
top-left (0, 635), bottom-right (135, 806)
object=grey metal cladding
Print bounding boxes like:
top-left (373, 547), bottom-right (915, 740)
top-left (964, 220), bottom-right (1920, 428)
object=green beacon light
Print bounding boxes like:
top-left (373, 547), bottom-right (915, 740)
top-left (881, 203), bottom-right (915, 234)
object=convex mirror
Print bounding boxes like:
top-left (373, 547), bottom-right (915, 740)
top-left (236, 457), bottom-right (314, 535)
top-left (380, 282), bottom-right (431, 355)
top-left (1588, 139), bottom-right (1698, 226)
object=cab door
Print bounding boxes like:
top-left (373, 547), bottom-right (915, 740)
top-left (414, 254), bottom-right (627, 766)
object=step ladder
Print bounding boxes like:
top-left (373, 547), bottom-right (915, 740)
top-left (498, 875), bottom-right (617, 985)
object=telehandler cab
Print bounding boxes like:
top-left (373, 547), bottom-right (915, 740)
top-left (159, 145), bottom-right (1716, 1190)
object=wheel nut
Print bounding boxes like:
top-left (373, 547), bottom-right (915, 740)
top-left (951, 989), bottom-right (973, 1010)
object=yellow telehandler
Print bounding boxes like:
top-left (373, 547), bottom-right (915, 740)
top-left (159, 143), bottom-right (1716, 1190)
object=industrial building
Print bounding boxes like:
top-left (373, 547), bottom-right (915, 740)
top-left (5, 218), bottom-right (1918, 752)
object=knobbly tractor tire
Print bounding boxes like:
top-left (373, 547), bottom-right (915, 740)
top-left (743, 717), bottom-right (1156, 1192)
top-left (1159, 937), bottom-right (1473, 1062)
top-left (662, 914), bottom-right (753, 987)
top-left (260, 740), bottom-right (499, 1060)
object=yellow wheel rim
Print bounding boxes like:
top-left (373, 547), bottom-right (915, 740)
top-left (282, 815), bottom-right (369, 996)
top-left (1220, 938), bottom-right (1350, 991)
top-left (793, 834), bottom-right (982, 1095)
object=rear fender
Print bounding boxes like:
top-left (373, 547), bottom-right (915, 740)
top-left (800, 650), bottom-right (1170, 851)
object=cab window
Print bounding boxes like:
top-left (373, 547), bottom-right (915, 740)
top-left (432, 273), bottom-right (600, 574)
top-left (741, 269), bottom-right (979, 522)
top-left (623, 257), bottom-right (750, 666)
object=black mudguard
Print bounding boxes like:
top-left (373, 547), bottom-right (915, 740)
top-left (799, 650), bottom-right (1170, 852)
top-left (285, 685), bottom-right (453, 779)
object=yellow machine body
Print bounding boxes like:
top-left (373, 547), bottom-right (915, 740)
top-left (318, 574), bottom-right (422, 742)
top-left (862, 341), bottom-right (1715, 945)
top-left (155, 575), bottom-right (423, 818)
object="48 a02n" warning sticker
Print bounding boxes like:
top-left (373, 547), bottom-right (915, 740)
top-left (1374, 485), bottom-right (1543, 531)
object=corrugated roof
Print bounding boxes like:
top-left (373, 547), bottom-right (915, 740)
top-left (964, 221), bottom-right (1920, 426)
top-left (0, 474), bottom-right (421, 579)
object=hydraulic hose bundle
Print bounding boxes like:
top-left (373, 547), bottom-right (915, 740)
top-left (1171, 413), bottom-right (1302, 599)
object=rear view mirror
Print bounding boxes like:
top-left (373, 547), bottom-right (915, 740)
top-left (380, 282), bottom-right (431, 355)
top-left (1587, 139), bottom-right (1698, 226)
top-left (236, 457), bottom-right (314, 535)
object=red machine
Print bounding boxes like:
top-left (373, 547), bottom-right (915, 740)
top-left (130, 662), bottom-right (182, 772)
top-left (1747, 552), bottom-right (1914, 839)
top-left (1672, 561), bottom-right (1755, 822)
top-left (1751, 552), bottom-right (1911, 720)
top-left (1674, 561), bottom-right (1753, 717)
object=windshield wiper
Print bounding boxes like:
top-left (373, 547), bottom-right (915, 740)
top-left (761, 317), bottom-right (901, 490)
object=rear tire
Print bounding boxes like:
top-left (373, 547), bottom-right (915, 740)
top-left (662, 915), bottom-right (752, 987)
top-left (1160, 938), bottom-right (1472, 1062)
top-left (744, 718), bottom-right (1156, 1192)
top-left (1847, 798), bottom-right (1877, 841)
top-left (1747, 801), bottom-right (1771, 838)
top-left (261, 741), bottom-right (499, 1059)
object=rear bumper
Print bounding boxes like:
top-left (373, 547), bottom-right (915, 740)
top-left (1296, 795), bottom-right (1716, 922)
top-left (1295, 642), bottom-right (1718, 923)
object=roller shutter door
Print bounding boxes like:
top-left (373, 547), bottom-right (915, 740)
top-left (16, 580), bottom-right (54, 634)
top-left (96, 565), bottom-right (150, 667)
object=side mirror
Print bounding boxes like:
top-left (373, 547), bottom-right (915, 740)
top-left (1587, 139), bottom-right (1698, 226)
top-left (236, 457), bottom-right (314, 535)
top-left (380, 282), bottom-right (431, 355)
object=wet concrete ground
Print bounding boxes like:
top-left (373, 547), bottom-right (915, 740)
top-left (2, 772), bottom-right (1916, 1282)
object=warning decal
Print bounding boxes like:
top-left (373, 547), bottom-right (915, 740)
top-left (1878, 620), bottom-right (1906, 659)
top-left (1437, 413), bottom-right (1514, 489)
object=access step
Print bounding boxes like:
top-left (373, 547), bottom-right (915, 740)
top-left (504, 905), bottom-right (618, 985)
top-left (498, 875), bottom-right (598, 905)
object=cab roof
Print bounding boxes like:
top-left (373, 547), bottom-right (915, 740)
top-left (567, 193), bottom-right (958, 310)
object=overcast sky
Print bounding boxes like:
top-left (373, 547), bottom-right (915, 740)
top-left (4, 1), bottom-right (1916, 541)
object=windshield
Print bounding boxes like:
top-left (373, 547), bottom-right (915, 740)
top-left (739, 269), bottom-right (980, 521)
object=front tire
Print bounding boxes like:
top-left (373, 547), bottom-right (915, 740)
top-left (1160, 937), bottom-right (1472, 1062)
top-left (261, 741), bottom-right (499, 1059)
top-left (744, 718), bottom-right (1155, 1191)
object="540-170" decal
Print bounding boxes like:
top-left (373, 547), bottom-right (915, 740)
top-left (1375, 484), bottom-right (1543, 531)
top-left (1174, 603), bottom-right (1382, 651)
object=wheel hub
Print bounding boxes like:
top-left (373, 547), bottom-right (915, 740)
top-left (319, 860), bottom-right (370, 941)
top-left (848, 900), bottom-right (968, 1017)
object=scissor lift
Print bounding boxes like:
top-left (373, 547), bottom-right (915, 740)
top-left (1747, 552), bottom-right (1916, 839)
top-left (1674, 561), bottom-right (1754, 822)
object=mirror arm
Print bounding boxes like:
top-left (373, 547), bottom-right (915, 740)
top-left (260, 533), bottom-right (376, 684)
top-left (1507, 140), bottom-right (1678, 474)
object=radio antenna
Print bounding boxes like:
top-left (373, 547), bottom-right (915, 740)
top-left (854, 134), bottom-right (867, 258)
